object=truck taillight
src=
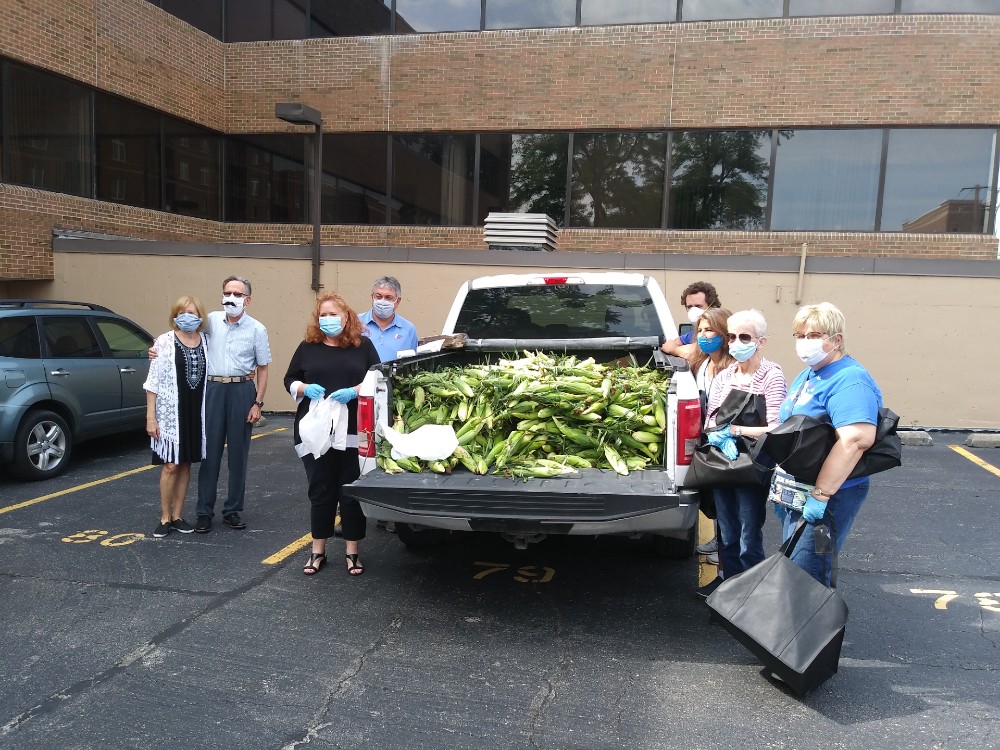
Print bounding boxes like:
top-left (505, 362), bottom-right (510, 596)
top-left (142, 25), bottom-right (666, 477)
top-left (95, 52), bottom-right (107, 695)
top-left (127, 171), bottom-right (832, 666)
top-left (675, 398), bottom-right (701, 465)
top-left (357, 395), bottom-right (375, 458)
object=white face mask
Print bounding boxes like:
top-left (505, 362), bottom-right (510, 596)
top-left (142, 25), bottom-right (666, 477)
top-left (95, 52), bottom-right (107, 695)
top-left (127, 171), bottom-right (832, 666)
top-left (687, 306), bottom-right (705, 324)
top-left (796, 337), bottom-right (829, 367)
top-left (222, 294), bottom-right (246, 317)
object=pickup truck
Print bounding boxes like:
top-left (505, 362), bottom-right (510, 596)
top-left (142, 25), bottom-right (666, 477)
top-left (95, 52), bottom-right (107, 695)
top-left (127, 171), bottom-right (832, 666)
top-left (345, 272), bottom-right (703, 557)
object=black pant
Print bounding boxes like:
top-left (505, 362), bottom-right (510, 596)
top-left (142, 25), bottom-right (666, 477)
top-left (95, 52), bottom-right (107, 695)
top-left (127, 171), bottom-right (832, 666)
top-left (301, 447), bottom-right (366, 541)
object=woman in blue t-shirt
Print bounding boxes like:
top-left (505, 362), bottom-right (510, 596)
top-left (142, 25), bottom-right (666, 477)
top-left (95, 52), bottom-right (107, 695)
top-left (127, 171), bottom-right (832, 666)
top-left (771, 302), bottom-right (882, 585)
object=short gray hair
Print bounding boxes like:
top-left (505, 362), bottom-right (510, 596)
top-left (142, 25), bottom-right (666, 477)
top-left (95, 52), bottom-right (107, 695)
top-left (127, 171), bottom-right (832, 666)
top-left (727, 309), bottom-right (768, 338)
top-left (372, 276), bottom-right (401, 297)
top-left (223, 275), bottom-right (252, 296)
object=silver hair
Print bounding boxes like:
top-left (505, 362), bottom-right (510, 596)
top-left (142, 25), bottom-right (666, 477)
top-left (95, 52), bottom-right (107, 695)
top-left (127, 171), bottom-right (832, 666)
top-left (372, 276), bottom-right (402, 297)
top-left (223, 275), bottom-right (252, 296)
top-left (727, 308), bottom-right (768, 338)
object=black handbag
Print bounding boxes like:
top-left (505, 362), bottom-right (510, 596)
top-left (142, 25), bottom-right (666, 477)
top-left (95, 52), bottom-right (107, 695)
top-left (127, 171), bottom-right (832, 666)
top-left (706, 519), bottom-right (849, 696)
top-left (847, 407), bottom-right (902, 479)
top-left (684, 436), bottom-right (771, 489)
top-left (715, 388), bottom-right (767, 428)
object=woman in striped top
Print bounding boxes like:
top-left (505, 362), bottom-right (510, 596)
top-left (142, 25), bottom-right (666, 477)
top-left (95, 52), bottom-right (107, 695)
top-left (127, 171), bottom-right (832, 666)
top-left (697, 309), bottom-right (787, 597)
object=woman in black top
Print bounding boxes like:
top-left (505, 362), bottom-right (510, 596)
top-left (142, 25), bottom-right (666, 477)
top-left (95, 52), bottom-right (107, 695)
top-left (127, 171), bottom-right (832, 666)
top-left (284, 292), bottom-right (381, 576)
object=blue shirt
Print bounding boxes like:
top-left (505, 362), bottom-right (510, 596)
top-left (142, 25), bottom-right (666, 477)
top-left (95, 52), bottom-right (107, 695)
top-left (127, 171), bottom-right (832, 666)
top-left (204, 310), bottom-right (272, 376)
top-left (358, 310), bottom-right (418, 362)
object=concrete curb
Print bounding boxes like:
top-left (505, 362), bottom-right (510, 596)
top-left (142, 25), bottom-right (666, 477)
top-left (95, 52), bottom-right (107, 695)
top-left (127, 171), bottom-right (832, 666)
top-left (966, 433), bottom-right (1000, 449)
top-left (899, 430), bottom-right (933, 446)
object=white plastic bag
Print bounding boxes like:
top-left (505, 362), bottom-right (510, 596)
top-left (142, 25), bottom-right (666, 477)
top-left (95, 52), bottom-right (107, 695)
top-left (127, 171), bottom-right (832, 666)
top-left (298, 397), bottom-right (347, 459)
top-left (380, 423), bottom-right (458, 461)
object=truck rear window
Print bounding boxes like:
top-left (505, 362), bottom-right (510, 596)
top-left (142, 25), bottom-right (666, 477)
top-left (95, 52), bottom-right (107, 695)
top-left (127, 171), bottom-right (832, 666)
top-left (453, 283), bottom-right (659, 339)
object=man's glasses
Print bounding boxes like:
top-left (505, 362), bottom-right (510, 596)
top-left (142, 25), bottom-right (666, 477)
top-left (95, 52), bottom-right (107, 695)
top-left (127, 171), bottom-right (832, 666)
top-left (224, 292), bottom-right (246, 298)
top-left (792, 332), bottom-right (828, 341)
top-left (726, 333), bottom-right (754, 343)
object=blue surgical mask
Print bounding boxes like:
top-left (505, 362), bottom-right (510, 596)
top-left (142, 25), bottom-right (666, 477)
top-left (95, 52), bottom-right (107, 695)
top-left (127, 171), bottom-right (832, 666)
top-left (173, 313), bottom-right (202, 333)
top-left (372, 299), bottom-right (396, 319)
top-left (697, 335), bottom-right (723, 354)
top-left (729, 340), bottom-right (758, 362)
top-left (319, 315), bottom-right (343, 337)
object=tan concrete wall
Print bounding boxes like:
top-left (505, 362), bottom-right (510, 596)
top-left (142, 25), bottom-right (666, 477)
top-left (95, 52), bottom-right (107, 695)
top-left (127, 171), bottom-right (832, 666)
top-left (40, 251), bottom-right (1000, 429)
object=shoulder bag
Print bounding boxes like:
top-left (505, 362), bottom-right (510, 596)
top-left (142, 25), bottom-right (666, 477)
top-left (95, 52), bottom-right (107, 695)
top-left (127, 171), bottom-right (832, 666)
top-left (684, 389), bottom-right (772, 489)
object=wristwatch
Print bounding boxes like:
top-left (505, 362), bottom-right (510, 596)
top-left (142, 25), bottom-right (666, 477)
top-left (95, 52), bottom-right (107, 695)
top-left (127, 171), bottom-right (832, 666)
top-left (254, 400), bottom-right (264, 408)
top-left (810, 487), bottom-right (831, 501)
top-left (731, 425), bottom-right (742, 437)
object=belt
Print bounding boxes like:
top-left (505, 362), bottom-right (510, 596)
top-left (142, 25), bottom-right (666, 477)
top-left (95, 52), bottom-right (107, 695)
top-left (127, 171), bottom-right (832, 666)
top-left (207, 375), bottom-right (253, 384)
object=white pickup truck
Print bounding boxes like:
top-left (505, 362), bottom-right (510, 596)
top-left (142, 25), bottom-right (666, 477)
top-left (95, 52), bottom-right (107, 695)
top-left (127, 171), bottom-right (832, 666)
top-left (346, 272), bottom-right (703, 557)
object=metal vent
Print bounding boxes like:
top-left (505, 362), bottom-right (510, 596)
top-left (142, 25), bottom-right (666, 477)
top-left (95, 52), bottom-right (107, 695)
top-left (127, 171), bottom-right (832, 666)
top-left (484, 212), bottom-right (558, 251)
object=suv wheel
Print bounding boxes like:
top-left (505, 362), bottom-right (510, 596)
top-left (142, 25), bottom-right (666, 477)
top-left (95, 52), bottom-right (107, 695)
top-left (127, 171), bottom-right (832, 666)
top-left (395, 522), bottom-right (447, 549)
top-left (11, 410), bottom-right (72, 480)
top-left (649, 525), bottom-right (697, 559)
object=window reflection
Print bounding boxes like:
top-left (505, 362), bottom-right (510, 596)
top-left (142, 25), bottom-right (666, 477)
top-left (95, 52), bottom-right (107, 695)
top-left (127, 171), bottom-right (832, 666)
top-left (322, 133), bottom-right (389, 224)
top-left (901, 0), bottom-right (1000, 12)
top-left (883, 129), bottom-right (996, 234)
top-left (391, 134), bottom-right (476, 225)
top-left (668, 130), bottom-right (770, 230)
top-left (164, 118), bottom-right (221, 220)
top-left (479, 133), bottom-right (570, 225)
top-left (160, 0), bottom-right (223, 38)
top-left (396, 0), bottom-right (481, 32)
top-left (681, 0), bottom-right (783, 21)
top-left (770, 129), bottom-right (882, 231)
top-left (310, 0), bottom-right (393, 37)
top-left (789, 0), bottom-right (895, 16)
top-left (581, 0), bottom-right (675, 25)
top-left (485, 0), bottom-right (577, 29)
top-left (226, 135), bottom-right (306, 222)
top-left (95, 94), bottom-right (161, 210)
top-left (571, 132), bottom-right (666, 228)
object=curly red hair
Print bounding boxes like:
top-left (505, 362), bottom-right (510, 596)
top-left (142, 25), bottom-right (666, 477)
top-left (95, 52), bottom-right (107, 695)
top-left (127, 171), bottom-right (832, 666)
top-left (304, 292), bottom-right (364, 347)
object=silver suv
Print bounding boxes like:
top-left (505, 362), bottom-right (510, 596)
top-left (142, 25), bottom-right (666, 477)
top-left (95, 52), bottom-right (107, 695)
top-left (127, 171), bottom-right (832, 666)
top-left (0, 300), bottom-right (153, 480)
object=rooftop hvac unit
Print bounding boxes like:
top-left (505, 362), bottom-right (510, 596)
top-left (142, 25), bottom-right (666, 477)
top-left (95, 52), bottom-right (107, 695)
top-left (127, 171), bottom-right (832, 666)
top-left (484, 212), bottom-right (558, 251)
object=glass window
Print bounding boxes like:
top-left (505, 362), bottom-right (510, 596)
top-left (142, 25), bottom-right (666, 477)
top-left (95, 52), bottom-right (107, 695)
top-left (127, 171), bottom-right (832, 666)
top-left (226, 0), bottom-right (272, 41)
top-left (7, 63), bottom-right (92, 198)
top-left (789, 0), bottom-right (894, 15)
top-left (391, 134), bottom-right (476, 225)
top-left (882, 128), bottom-right (996, 234)
top-left (226, 134), bottom-right (306, 222)
top-left (322, 133), bottom-right (389, 224)
top-left (93, 318), bottom-right (153, 358)
top-left (571, 132), bottom-right (666, 228)
top-left (900, 1), bottom-right (1000, 12)
top-left (485, 0), bottom-right (577, 29)
top-left (160, 0), bottom-right (224, 38)
top-left (396, 0), bottom-right (481, 32)
top-left (681, 0), bottom-right (783, 21)
top-left (164, 117), bottom-right (222, 220)
top-left (310, 0), bottom-right (392, 37)
top-left (581, 0), bottom-right (675, 25)
top-left (0, 316), bottom-right (41, 359)
top-left (478, 133), bottom-right (569, 226)
top-left (42, 318), bottom-right (102, 358)
top-left (668, 130), bottom-right (770, 230)
top-left (274, 0), bottom-right (308, 39)
top-left (95, 93), bottom-right (161, 210)
top-left (770, 129), bottom-right (882, 231)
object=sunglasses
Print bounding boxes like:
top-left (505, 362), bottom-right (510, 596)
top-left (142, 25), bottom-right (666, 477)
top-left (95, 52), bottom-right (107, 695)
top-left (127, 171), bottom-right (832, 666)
top-left (726, 333), bottom-right (754, 344)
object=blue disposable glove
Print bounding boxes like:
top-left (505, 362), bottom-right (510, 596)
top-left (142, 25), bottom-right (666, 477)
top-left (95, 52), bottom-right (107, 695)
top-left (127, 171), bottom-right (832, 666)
top-left (303, 383), bottom-right (326, 400)
top-left (707, 425), bottom-right (739, 461)
top-left (330, 387), bottom-right (358, 404)
top-left (802, 495), bottom-right (827, 523)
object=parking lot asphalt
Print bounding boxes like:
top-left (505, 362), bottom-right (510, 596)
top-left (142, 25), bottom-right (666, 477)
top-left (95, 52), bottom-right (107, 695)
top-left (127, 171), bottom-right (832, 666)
top-left (1, 418), bottom-right (999, 750)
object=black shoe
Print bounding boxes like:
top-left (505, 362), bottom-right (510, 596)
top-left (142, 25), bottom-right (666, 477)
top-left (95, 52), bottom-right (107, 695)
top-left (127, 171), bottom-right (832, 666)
top-left (223, 513), bottom-right (247, 530)
top-left (194, 515), bottom-right (212, 533)
top-left (696, 576), bottom-right (723, 599)
top-left (153, 522), bottom-right (172, 538)
top-left (170, 518), bottom-right (194, 534)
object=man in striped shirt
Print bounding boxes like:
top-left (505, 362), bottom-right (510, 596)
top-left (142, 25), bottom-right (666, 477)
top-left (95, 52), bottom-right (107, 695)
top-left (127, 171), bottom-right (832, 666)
top-left (194, 275), bottom-right (272, 533)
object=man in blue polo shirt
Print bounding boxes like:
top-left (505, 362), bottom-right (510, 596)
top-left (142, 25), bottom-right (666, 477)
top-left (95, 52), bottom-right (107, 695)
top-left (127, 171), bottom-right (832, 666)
top-left (359, 276), bottom-right (418, 363)
top-left (660, 280), bottom-right (722, 357)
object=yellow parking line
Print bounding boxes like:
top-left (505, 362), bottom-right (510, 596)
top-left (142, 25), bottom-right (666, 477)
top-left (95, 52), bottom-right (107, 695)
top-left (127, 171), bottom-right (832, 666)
top-left (698, 511), bottom-right (717, 585)
top-left (949, 444), bottom-right (1000, 479)
top-left (262, 533), bottom-right (313, 565)
top-left (0, 425), bottom-right (289, 517)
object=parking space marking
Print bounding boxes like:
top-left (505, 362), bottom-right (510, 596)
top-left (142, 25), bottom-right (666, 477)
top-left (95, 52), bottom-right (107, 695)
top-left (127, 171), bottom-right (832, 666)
top-left (698, 512), bottom-right (716, 585)
top-left (948, 445), bottom-right (1000, 479)
top-left (0, 426), bottom-right (289, 518)
top-left (262, 533), bottom-right (313, 565)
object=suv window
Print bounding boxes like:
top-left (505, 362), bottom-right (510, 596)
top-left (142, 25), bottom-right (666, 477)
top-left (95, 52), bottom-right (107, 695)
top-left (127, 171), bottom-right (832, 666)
top-left (0, 316), bottom-right (41, 358)
top-left (42, 317), bottom-right (103, 358)
top-left (94, 317), bottom-right (152, 358)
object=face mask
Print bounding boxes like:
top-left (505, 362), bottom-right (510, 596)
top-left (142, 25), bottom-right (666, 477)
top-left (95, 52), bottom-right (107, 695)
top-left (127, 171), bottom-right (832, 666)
top-left (687, 306), bottom-right (705, 324)
top-left (697, 335), bottom-right (723, 354)
top-left (372, 299), bottom-right (396, 319)
top-left (796, 337), bottom-right (829, 367)
top-left (729, 340), bottom-right (758, 362)
top-left (173, 312), bottom-right (202, 333)
top-left (319, 315), bottom-right (343, 337)
top-left (222, 294), bottom-right (245, 317)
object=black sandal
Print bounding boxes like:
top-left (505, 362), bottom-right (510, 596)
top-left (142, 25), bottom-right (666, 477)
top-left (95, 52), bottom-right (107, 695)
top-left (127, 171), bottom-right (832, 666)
top-left (346, 553), bottom-right (364, 576)
top-left (303, 552), bottom-right (326, 575)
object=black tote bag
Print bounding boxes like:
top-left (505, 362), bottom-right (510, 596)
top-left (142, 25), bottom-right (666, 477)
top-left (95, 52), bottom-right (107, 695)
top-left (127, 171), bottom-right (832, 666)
top-left (706, 519), bottom-right (849, 696)
top-left (684, 437), bottom-right (770, 489)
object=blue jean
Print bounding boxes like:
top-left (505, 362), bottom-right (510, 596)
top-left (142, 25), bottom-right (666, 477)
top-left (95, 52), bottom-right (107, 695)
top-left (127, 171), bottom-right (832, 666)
top-left (197, 380), bottom-right (255, 518)
top-left (714, 484), bottom-right (767, 578)
top-left (778, 479), bottom-right (870, 586)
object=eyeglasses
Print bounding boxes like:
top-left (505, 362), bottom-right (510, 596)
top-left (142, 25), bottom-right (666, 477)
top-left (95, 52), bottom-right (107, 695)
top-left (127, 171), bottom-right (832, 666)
top-left (224, 292), bottom-right (246, 298)
top-left (726, 333), bottom-right (754, 344)
top-left (792, 332), bottom-right (829, 341)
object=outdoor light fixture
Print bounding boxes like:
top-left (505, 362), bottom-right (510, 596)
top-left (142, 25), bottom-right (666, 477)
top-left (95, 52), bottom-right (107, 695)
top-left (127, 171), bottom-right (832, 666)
top-left (275, 102), bottom-right (323, 291)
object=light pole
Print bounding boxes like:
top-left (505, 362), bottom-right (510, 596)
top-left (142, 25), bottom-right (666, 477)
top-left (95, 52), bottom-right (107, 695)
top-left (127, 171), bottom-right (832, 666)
top-left (275, 102), bottom-right (323, 291)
